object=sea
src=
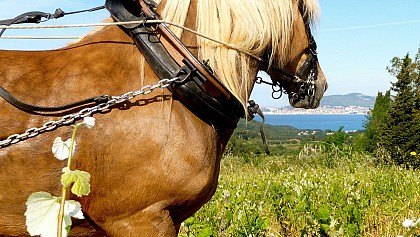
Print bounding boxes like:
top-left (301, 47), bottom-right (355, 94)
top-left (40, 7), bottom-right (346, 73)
top-left (254, 114), bottom-right (368, 131)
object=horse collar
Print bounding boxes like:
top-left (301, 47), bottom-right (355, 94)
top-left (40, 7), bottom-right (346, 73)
top-left (105, 0), bottom-right (245, 129)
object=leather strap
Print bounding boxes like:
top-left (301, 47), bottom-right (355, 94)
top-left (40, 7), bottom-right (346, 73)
top-left (0, 86), bottom-right (110, 114)
top-left (247, 100), bottom-right (270, 154)
top-left (139, 1), bottom-right (230, 98)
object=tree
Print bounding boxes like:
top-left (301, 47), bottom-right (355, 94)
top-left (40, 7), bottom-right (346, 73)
top-left (381, 49), bottom-right (420, 166)
top-left (324, 126), bottom-right (349, 148)
top-left (363, 90), bottom-right (392, 153)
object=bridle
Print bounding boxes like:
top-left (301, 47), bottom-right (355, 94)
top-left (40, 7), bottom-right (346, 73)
top-left (258, 4), bottom-right (319, 102)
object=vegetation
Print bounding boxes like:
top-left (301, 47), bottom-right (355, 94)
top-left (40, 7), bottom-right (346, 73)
top-left (361, 48), bottom-right (420, 167)
top-left (362, 90), bottom-right (392, 153)
top-left (178, 48), bottom-right (420, 236)
top-left (179, 145), bottom-right (420, 236)
top-left (225, 120), bottom-right (329, 157)
top-left (177, 114), bottom-right (420, 236)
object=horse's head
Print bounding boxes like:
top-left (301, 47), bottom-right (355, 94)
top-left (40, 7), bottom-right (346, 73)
top-left (261, 0), bottom-right (327, 109)
top-left (128, 0), bottom-right (326, 111)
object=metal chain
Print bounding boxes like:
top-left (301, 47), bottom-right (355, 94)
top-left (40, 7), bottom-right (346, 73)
top-left (256, 71), bottom-right (316, 101)
top-left (0, 77), bottom-right (179, 149)
top-left (307, 69), bottom-right (316, 97)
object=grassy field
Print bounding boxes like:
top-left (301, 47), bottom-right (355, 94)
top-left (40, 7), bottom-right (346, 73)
top-left (178, 143), bottom-right (420, 236)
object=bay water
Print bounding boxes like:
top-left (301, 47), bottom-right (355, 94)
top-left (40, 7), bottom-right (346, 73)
top-left (254, 114), bottom-right (368, 131)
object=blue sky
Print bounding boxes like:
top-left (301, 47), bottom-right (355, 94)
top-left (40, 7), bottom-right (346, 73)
top-left (1, 0), bottom-right (419, 108)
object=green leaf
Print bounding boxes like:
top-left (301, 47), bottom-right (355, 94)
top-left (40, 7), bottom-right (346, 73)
top-left (61, 168), bottom-right (91, 197)
top-left (25, 192), bottom-right (84, 237)
top-left (261, 217), bottom-right (270, 229)
top-left (314, 205), bottom-right (331, 222)
top-left (25, 192), bottom-right (64, 237)
top-left (320, 224), bottom-right (330, 232)
top-left (225, 211), bottom-right (233, 225)
top-left (197, 226), bottom-right (212, 237)
top-left (184, 216), bottom-right (195, 227)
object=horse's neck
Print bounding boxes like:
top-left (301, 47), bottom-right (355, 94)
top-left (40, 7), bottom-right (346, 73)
top-left (64, 25), bottom-right (153, 89)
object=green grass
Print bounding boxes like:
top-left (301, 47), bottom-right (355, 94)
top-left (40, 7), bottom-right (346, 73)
top-left (179, 144), bottom-right (420, 236)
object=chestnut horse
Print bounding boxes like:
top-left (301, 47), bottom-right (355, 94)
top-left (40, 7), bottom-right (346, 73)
top-left (0, 0), bottom-right (327, 236)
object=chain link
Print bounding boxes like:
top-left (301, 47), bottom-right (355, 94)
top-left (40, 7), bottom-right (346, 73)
top-left (0, 77), bottom-right (180, 149)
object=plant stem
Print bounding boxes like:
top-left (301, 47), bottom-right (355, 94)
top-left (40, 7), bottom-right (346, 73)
top-left (57, 124), bottom-right (80, 237)
top-left (66, 125), bottom-right (79, 169)
top-left (57, 188), bottom-right (67, 237)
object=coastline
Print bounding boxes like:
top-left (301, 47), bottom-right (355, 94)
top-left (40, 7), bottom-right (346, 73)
top-left (262, 106), bottom-right (370, 115)
top-left (264, 112), bottom-right (369, 115)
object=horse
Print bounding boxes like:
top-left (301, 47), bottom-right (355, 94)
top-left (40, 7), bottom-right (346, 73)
top-left (0, 0), bottom-right (327, 236)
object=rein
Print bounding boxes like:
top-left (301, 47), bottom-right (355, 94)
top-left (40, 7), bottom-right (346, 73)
top-left (0, 6), bottom-right (105, 37)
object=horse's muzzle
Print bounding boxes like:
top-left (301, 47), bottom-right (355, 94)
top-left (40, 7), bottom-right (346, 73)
top-left (289, 74), bottom-right (327, 109)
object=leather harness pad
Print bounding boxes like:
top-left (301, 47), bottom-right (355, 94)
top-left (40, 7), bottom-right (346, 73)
top-left (105, 0), bottom-right (244, 128)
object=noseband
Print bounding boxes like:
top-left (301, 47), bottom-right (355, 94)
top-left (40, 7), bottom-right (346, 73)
top-left (259, 5), bottom-right (319, 101)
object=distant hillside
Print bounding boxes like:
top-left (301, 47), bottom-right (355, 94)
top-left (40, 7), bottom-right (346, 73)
top-left (320, 93), bottom-right (376, 108)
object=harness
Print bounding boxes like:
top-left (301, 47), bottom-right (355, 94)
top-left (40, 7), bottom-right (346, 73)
top-left (0, 0), bottom-right (247, 128)
top-left (0, 0), bottom-right (319, 153)
top-left (105, 0), bottom-right (244, 128)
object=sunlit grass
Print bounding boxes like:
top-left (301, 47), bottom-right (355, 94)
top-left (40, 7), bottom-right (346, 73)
top-left (179, 144), bottom-right (420, 236)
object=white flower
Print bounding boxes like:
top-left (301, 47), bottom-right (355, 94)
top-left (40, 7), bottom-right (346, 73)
top-left (402, 219), bottom-right (415, 228)
top-left (82, 117), bottom-right (95, 129)
top-left (51, 137), bottom-right (76, 160)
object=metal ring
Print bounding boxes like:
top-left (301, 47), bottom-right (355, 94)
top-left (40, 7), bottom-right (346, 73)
top-left (272, 89), bottom-right (283, 99)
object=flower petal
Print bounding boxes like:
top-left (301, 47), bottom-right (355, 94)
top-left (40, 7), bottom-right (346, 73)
top-left (82, 117), bottom-right (95, 129)
top-left (403, 219), bottom-right (414, 228)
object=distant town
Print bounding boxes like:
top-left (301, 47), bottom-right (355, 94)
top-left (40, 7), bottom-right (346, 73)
top-left (262, 105), bottom-right (371, 115)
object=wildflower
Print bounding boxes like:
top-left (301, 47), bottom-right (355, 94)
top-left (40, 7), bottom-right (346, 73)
top-left (410, 151), bottom-right (417, 156)
top-left (222, 190), bottom-right (231, 207)
top-left (82, 117), bottom-right (95, 129)
top-left (402, 219), bottom-right (415, 228)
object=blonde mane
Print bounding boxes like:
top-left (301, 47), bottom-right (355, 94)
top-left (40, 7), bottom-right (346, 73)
top-left (157, 0), bottom-right (320, 110)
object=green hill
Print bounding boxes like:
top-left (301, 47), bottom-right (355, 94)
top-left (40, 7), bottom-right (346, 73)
top-left (320, 93), bottom-right (375, 108)
top-left (226, 120), bottom-right (327, 156)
